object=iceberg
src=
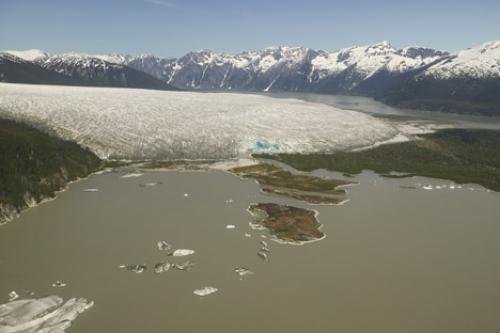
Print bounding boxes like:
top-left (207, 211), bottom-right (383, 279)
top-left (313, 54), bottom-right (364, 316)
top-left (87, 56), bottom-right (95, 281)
top-left (174, 261), bottom-right (195, 271)
top-left (120, 172), bottom-right (144, 178)
top-left (0, 296), bottom-right (93, 333)
top-left (8, 291), bottom-right (19, 302)
top-left (120, 264), bottom-right (147, 274)
top-left (171, 249), bottom-right (195, 257)
top-left (225, 224), bottom-right (236, 229)
top-left (193, 287), bottom-right (218, 297)
top-left (139, 181), bottom-right (162, 187)
top-left (157, 241), bottom-right (172, 251)
top-left (51, 280), bottom-right (67, 288)
top-left (234, 267), bottom-right (254, 278)
top-left (257, 249), bottom-right (270, 262)
top-left (154, 262), bottom-right (171, 274)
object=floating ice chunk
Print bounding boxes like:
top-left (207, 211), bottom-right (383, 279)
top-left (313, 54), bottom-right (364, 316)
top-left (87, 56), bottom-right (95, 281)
top-left (174, 261), bottom-right (195, 271)
top-left (260, 235), bottom-right (267, 239)
top-left (171, 249), bottom-right (195, 257)
top-left (8, 291), bottom-right (19, 302)
top-left (157, 241), bottom-right (172, 251)
top-left (82, 188), bottom-right (99, 192)
top-left (249, 221), bottom-right (266, 231)
top-left (52, 280), bottom-right (67, 288)
top-left (244, 233), bottom-right (252, 238)
top-left (258, 250), bottom-right (270, 262)
top-left (120, 264), bottom-right (147, 274)
top-left (260, 240), bottom-right (268, 248)
top-left (183, 193), bottom-right (190, 198)
top-left (139, 181), bottom-right (162, 187)
top-left (225, 199), bottom-right (234, 204)
top-left (193, 287), bottom-right (218, 296)
top-left (234, 267), bottom-right (254, 278)
top-left (422, 185), bottom-right (433, 190)
top-left (154, 262), bottom-right (171, 274)
top-left (225, 225), bottom-right (236, 229)
top-left (121, 172), bottom-right (144, 178)
top-left (0, 296), bottom-right (93, 332)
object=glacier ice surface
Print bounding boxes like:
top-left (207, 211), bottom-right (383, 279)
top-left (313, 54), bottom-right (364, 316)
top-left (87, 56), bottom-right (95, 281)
top-left (0, 83), bottom-right (399, 160)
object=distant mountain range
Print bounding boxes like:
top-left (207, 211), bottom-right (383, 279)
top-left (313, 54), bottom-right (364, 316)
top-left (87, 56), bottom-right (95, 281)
top-left (2, 40), bottom-right (500, 115)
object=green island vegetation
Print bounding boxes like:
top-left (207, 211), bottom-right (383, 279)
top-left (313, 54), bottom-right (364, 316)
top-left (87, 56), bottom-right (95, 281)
top-left (255, 128), bottom-right (500, 191)
top-left (0, 118), bottom-right (102, 223)
top-left (248, 203), bottom-right (324, 244)
top-left (230, 163), bottom-right (351, 204)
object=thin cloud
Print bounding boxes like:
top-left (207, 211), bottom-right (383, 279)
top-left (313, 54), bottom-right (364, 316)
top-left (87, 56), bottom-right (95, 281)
top-left (143, 0), bottom-right (175, 8)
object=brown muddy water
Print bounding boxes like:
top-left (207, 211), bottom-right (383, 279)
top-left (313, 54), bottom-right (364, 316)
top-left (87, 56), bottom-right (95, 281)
top-left (1, 168), bottom-right (500, 333)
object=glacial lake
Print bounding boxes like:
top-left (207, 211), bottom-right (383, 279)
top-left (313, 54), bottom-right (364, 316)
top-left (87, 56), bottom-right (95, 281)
top-left (1, 167), bottom-right (500, 332)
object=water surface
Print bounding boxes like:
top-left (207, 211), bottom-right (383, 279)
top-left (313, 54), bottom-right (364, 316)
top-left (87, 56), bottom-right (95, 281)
top-left (1, 169), bottom-right (499, 333)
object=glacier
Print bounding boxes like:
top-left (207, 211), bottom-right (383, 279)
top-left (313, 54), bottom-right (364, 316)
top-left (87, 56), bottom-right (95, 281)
top-left (0, 83), bottom-right (399, 160)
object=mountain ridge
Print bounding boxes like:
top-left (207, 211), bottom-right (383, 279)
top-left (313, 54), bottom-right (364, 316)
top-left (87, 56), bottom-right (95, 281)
top-left (2, 40), bottom-right (500, 115)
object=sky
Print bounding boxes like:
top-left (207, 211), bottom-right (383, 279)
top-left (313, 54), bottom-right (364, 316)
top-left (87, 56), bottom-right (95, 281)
top-left (1, 0), bottom-right (499, 57)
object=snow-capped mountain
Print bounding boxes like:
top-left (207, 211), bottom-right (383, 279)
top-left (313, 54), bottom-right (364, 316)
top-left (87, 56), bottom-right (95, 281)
top-left (0, 52), bottom-right (177, 90)
top-left (118, 42), bottom-right (448, 92)
top-left (422, 40), bottom-right (500, 79)
top-left (2, 40), bottom-right (499, 115)
top-left (3, 49), bottom-right (48, 61)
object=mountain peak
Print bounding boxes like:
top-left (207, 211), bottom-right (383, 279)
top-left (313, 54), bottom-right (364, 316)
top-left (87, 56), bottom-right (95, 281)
top-left (5, 49), bottom-right (48, 61)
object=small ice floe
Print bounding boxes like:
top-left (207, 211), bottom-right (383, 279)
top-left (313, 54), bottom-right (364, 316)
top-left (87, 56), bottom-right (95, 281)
top-left (171, 249), bottom-right (195, 257)
top-left (260, 235), bottom-right (267, 239)
top-left (82, 188), bottom-right (99, 192)
top-left (193, 286), bottom-right (218, 297)
top-left (154, 262), bottom-right (171, 274)
top-left (120, 264), bottom-right (147, 274)
top-left (8, 291), bottom-right (19, 302)
top-left (225, 224), bottom-right (236, 229)
top-left (422, 185), bottom-right (433, 190)
top-left (52, 280), bottom-right (67, 288)
top-left (139, 181), bottom-right (162, 187)
top-left (157, 241), bottom-right (172, 251)
top-left (174, 261), bottom-right (195, 271)
top-left (225, 199), bottom-right (234, 204)
top-left (244, 233), bottom-right (252, 238)
top-left (183, 193), bottom-right (190, 198)
top-left (260, 240), bottom-right (268, 248)
top-left (257, 250), bottom-right (270, 262)
top-left (234, 267), bottom-right (254, 278)
top-left (120, 172), bottom-right (144, 178)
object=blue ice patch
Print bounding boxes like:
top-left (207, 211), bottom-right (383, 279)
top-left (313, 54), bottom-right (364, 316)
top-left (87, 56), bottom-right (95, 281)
top-left (253, 140), bottom-right (279, 152)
